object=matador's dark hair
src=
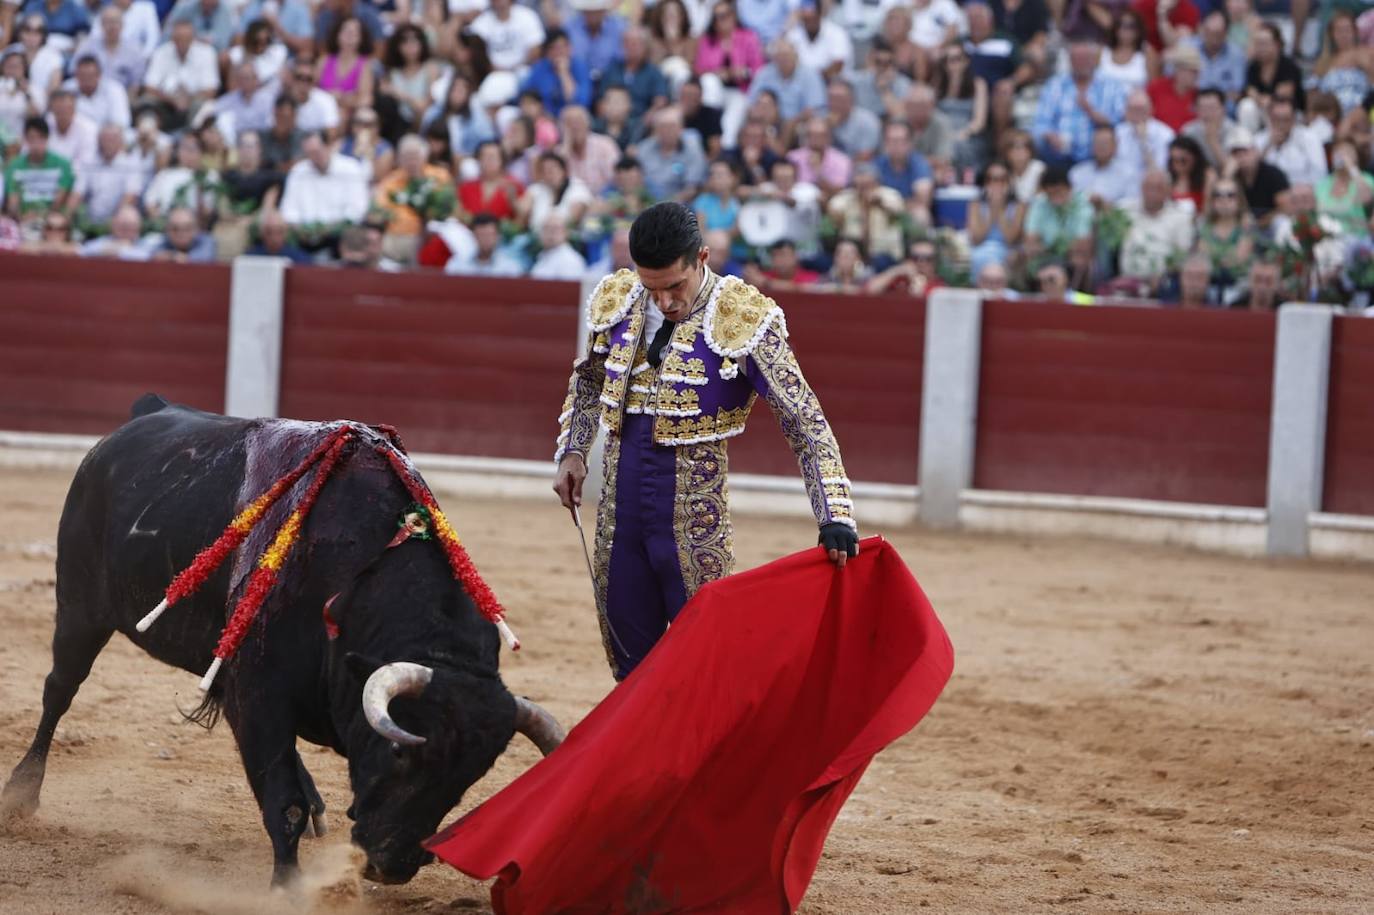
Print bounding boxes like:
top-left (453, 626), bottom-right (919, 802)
top-left (628, 202), bottom-right (702, 269)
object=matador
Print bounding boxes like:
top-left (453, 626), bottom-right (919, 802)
top-left (553, 203), bottom-right (859, 680)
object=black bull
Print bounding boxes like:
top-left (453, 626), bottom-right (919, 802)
top-left (0, 396), bottom-right (562, 885)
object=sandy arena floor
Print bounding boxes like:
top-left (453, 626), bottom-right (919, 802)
top-left (0, 465), bottom-right (1371, 914)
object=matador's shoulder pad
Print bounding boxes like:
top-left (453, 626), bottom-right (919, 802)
top-left (587, 269), bottom-right (642, 331)
top-left (703, 276), bottom-right (788, 359)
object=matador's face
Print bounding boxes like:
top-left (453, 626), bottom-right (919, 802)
top-left (636, 248), bottom-right (710, 323)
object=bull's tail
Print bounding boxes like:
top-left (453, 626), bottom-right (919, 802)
top-left (130, 393), bottom-right (170, 420)
top-left (179, 687), bottom-right (224, 731)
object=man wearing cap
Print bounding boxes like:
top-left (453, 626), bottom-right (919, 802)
top-left (1147, 44), bottom-right (1200, 132)
top-left (1223, 126), bottom-right (1289, 226)
top-left (565, 0), bottom-right (626, 87)
top-left (553, 202), bottom-right (859, 680)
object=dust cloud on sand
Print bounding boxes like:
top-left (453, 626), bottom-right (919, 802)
top-left (1, 465), bottom-right (1371, 913)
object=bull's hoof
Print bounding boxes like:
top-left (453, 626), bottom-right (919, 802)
top-left (0, 767), bottom-right (43, 822)
top-left (270, 862), bottom-right (302, 891)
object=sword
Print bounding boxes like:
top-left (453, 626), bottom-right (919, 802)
top-left (569, 504), bottom-right (631, 659)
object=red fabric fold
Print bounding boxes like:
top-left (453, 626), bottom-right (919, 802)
top-left (426, 536), bottom-right (954, 914)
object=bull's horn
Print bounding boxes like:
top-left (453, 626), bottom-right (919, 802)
top-left (362, 662), bottom-right (434, 747)
top-left (513, 697), bottom-right (565, 757)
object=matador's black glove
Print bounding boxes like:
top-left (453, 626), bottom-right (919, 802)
top-left (818, 522), bottom-right (859, 557)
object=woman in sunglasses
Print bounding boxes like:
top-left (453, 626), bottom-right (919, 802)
top-left (1195, 178), bottom-right (1254, 302)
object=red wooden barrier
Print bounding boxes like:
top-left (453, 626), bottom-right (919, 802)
top-left (973, 300), bottom-right (1276, 507)
top-left (277, 269), bottom-right (581, 461)
top-left (0, 253), bottom-right (230, 435)
top-left (728, 291), bottom-right (923, 486)
top-left (1323, 317), bottom-right (1374, 515)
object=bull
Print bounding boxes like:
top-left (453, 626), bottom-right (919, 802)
top-left (0, 395), bottom-right (563, 886)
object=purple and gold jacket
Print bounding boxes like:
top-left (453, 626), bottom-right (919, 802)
top-left (556, 268), bottom-right (856, 531)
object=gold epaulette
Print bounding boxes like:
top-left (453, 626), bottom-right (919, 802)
top-left (703, 276), bottom-right (787, 359)
top-left (587, 269), bottom-right (642, 332)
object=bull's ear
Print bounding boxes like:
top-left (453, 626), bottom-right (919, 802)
top-left (344, 652), bottom-right (384, 685)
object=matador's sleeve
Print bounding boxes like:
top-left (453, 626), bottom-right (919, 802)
top-left (554, 330), bottom-right (608, 464)
top-left (747, 319), bottom-right (857, 531)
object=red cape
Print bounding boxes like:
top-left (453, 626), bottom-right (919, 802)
top-left (426, 536), bottom-right (954, 913)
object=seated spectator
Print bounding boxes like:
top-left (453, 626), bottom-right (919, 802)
top-left (1191, 9), bottom-right (1245, 105)
top-left (216, 130), bottom-right (282, 257)
top-left (46, 89), bottom-right (98, 170)
top-left (316, 17), bottom-right (375, 120)
top-left (599, 25), bottom-right (668, 121)
top-left (747, 38), bottom-right (825, 129)
top-left (695, 1), bottom-right (765, 92)
top-left (633, 106), bottom-right (707, 201)
top-left (1241, 258), bottom-right (1282, 310)
top-left (704, 227), bottom-right (745, 277)
top-left (1099, 10), bottom-right (1152, 93)
top-left (821, 237), bottom-right (871, 291)
top-left (1256, 96), bottom-right (1327, 189)
top-left (786, 115), bottom-right (852, 200)
top-left (22, 207), bottom-right (79, 255)
top-left (1316, 140), bottom-right (1374, 239)
top-left (592, 155), bottom-right (653, 222)
top-left (213, 62), bottom-right (277, 143)
top-left (645, 0), bottom-right (694, 64)
top-left (1119, 170), bottom-right (1195, 293)
top-left (1170, 253), bottom-right (1222, 307)
top-left (245, 208), bottom-right (311, 262)
top-left (1304, 91), bottom-right (1342, 147)
top-left (76, 123), bottom-right (141, 234)
top-left (1314, 11), bottom-right (1373, 118)
top-left (5, 117), bottom-right (75, 225)
top-left (723, 119), bottom-right (781, 187)
top-left (851, 37), bottom-right (912, 120)
top-left (826, 161), bottom-right (905, 267)
top-left (380, 25), bottom-right (443, 138)
top-left (79, 204), bottom-right (148, 259)
top-left (975, 260), bottom-right (1019, 299)
top-left (75, 7), bottom-right (147, 91)
top-left (967, 160), bottom-right (1025, 278)
top-left (903, 84), bottom-right (955, 175)
top-left (679, 78), bottom-right (723, 158)
top-left (934, 42), bottom-right (989, 173)
top-left (422, 74), bottom-right (496, 160)
top-left (1023, 165), bottom-right (1093, 260)
top-left (498, 115), bottom-right (537, 186)
top-left (876, 7), bottom-right (919, 79)
top-left (529, 212), bottom-right (588, 279)
top-left (1240, 22), bottom-right (1303, 131)
top-left (520, 29), bottom-right (593, 118)
top-left (20, 0), bottom-right (91, 42)
top-left (455, 140), bottom-right (519, 224)
top-left (144, 205), bottom-right (216, 262)
top-left (284, 60), bottom-right (341, 136)
top-left (1034, 261), bottom-right (1071, 301)
top-left (593, 85), bottom-right (642, 153)
top-left (874, 120), bottom-right (933, 225)
top-left (129, 110), bottom-right (172, 185)
top-left (518, 150), bottom-right (593, 232)
top-left (445, 212), bottom-right (523, 276)
top-left (1225, 126), bottom-right (1288, 226)
top-left (751, 157), bottom-right (823, 261)
top-left (1181, 88), bottom-right (1241, 170)
top-left (1114, 90), bottom-right (1174, 190)
top-left (312, 0), bottom-right (384, 48)
top-left (558, 105), bottom-right (619, 197)
top-left (262, 95), bottom-right (305, 172)
top-left (1166, 136), bottom-right (1210, 214)
top-left (0, 51), bottom-right (39, 150)
top-left (143, 132), bottom-right (218, 227)
top-left (279, 130), bottom-right (370, 251)
top-left (1147, 44), bottom-right (1200, 133)
top-left (337, 224), bottom-right (379, 268)
top-left (1066, 126), bottom-right (1129, 213)
top-left (163, 0), bottom-right (235, 53)
top-left (373, 133), bottom-right (454, 263)
top-left (1031, 36), bottom-right (1127, 166)
top-left (865, 237), bottom-right (943, 295)
top-left (565, 0), bottom-right (626, 90)
top-left (196, 121), bottom-right (231, 173)
top-left (750, 238), bottom-right (821, 290)
top-left (468, 0), bottom-right (546, 73)
top-left (229, 19), bottom-right (291, 86)
top-left (826, 78), bottom-right (880, 161)
top-left (787, 0), bottom-right (853, 79)
top-left (1195, 177), bottom-right (1254, 298)
top-left (88, 0), bottom-right (161, 64)
top-left (142, 19), bottom-right (220, 130)
top-left (1001, 128), bottom-right (1045, 206)
top-left (693, 159), bottom-right (743, 239)
top-left (339, 106), bottom-right (394, 182)
top-left (12, 16), bottom-right (63, 112)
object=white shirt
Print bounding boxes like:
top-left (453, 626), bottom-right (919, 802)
top-left (1114, 118), bottom-right (1174, 189)
top-left (786, 21), bottom-right (853, 74)
top-left (1257, 124), bottom-right (1329, 188)
top-left (90, 0), bottom-right (162, 59)
top-left (64, 76), bottom-right (132, 128)
top-left (833, 0), bottom-right (901, 43)
top-left (1120, 198), bottom-right (1194, 280)
top-left (908, 0), bottom-right (966, 49)
top-left (28, 44), bottom-right (65, 110)
top-left (280, 154), bottom-right (369, 226)
top-left (227, 43), bottom-right (289, 84)
top-left (525, 178), bottom-right (593, 231)
top-left (296, 86), bottom-right (341, 133)
top-left (530, 242), bottom-right (588, 280)
top-left (45, 112), bottom-right (99, 168)
top-left (77, 150), bottom-right (143, 222)
top-left (142, 164), bottom-right (219, 214)
top-left (469, 6), bottom-right (545, 72)
top-left (143, 40), bottom-right (220, 96)
top-left (1096, 48), bottom-right (1148, 91)
top-left (445, 248), bottom-right (523, 276)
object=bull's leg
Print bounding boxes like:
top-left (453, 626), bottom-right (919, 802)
top-left (224, 699), bottom-right (313, 887)
top-left (1, 613), bottom-right (112, 820)
top-left (294, 750), bottom-right (327, 838)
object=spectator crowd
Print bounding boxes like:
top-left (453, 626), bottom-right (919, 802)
top-left (1, 0), bottom-right (1372, 306)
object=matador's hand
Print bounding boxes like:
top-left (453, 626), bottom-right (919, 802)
top-left (553, 453), bottom-right (587, 512)
top-left (818, 523), bottom-right (859, 569)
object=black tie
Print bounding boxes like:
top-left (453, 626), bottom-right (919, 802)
top-left (647, 319), bottom-right (676, 368)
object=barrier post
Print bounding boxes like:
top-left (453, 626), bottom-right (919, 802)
top-left (1265, 303), bottom-right (1334, 556)
top-left (225, 256), bottom-right (287, 419)
top-left (919, 288), bottom-right (983, 527)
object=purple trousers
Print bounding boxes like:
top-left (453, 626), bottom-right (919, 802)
top-left (604, 414), bottom-right (690, 679)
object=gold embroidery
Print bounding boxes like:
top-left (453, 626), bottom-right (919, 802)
top-left (673, 439), bottom-right (734, 598)
top-left (706, 278), bottom-right (783, 356)
top-left (652, 386), bottom-right (700, 416)
top-left (591, 432), bottom-right (621, 673)
top-left (654, 405), bottom-right (754, 444)
top-left (588, 269), bottom-right (640, 330)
